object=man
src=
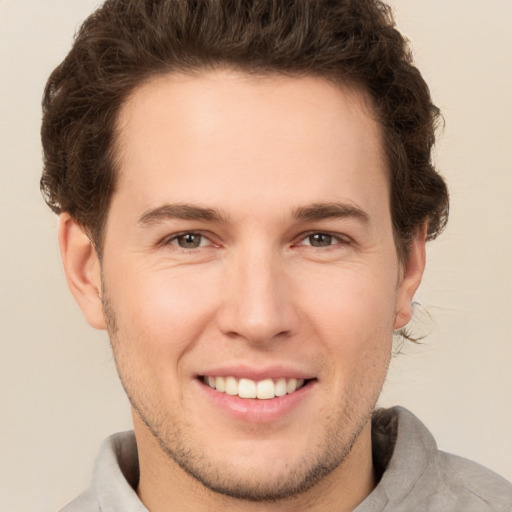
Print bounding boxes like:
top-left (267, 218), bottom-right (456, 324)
top-left (40, 0), bottom-right (512, 510)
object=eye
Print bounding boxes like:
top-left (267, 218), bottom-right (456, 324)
top-left (169, 233), bottom-right (208, 249)
top-left (297, 231), bottom-right (352, 249)
top-left (305, 233), bottom-right (335, 247)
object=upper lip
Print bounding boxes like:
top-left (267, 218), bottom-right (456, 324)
top-left (197, 365), bottom-right (316, 381)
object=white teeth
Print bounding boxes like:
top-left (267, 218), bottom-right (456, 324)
top-left (238, 378), bottom-right (257, 398)
top-left (203, 376), bottom-right (307, 399)
top-left (286, 378), bottom-right (298, 394)
top-left (225, 376), bottom-right (238, 396)
top-left (256, 378), bottom-right (275, 400)
top-left (215, 376), bottom-right (226, 392)
top-left (275, 378), bottom-right (287, 397)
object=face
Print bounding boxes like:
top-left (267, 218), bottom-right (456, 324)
top-left (66, 70), bottom-right (424, 502)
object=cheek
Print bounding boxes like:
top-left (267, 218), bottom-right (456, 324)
top-left (298, 264), bottom-right (398, 342)
top-left (107, 263), bottom-right (221, 357)
top-left (105, 268), bottom-right (222, 404)
top-left (295, 264), bottom-right (396, 386)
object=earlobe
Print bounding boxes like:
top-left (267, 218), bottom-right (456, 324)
top-left (394, 226), bottom-right (427, 330)
top-left (58, 213), bottom-right (107, 330)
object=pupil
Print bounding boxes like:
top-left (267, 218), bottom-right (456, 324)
top-left (310, 233), bottom-right (332, 247)
top-left (179, 234), bottom-right (201, 248)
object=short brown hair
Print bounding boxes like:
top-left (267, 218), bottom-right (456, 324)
top-left (41, 0), bottom-right (448, 259)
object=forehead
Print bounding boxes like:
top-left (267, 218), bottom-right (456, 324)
top-left (112, 69), bottom-right (388, 221)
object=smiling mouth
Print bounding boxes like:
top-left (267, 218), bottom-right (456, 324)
top-left (201, 376), bottom-right (311, 400)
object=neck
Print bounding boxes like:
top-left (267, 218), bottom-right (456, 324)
top-left (134, 416), bottom-right (376, 512)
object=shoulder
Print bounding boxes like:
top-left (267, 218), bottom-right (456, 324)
top-left (435, 450), bottom-right (512, 511)
top-left (59, 488), bottom-right (99, 512)
top-left (364, 407), bottom-right (512, 512)
top-left (58, 431), bottom-right (144, 512)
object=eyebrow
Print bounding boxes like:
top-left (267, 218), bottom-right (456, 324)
top-left (138, 203), bottom-right (228, 225)
top-left (292, 202), bottom-right (370, 224)
top-left (138, 201), bottom-right (369, 226)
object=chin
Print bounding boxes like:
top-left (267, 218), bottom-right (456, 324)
top-left (136, 405), bottom-right (369, 503)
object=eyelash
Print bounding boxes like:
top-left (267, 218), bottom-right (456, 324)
top-left (296, 231), bottom-right (351, 249)
top-left (159, 231), bottom-right (351, 251)
top-left (160, 232), bottom-right (213, 250)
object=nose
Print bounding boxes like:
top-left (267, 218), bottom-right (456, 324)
top-left (216, 247), bottom-right (299, 346)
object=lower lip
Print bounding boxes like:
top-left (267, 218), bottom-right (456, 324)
top-left (196, 379), bottom-right (315, 423)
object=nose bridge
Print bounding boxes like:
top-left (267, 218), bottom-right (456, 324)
top-left (218, 241), bottom-right (297, 344)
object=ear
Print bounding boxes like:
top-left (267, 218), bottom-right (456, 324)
top-left (394, 226), bottom-right (427, 330)
top-left (58, 213), bottom-right (107, 330)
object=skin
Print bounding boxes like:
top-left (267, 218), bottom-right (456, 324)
top-left (59, 70), bottom-right (425, 512)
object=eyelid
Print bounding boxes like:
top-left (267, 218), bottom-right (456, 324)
top-left (295, 230), bottom-right (352, 245)
top-left (158, 230), bottom-right (216, 249)
top-left (156, 230), bottom-right (352, 250)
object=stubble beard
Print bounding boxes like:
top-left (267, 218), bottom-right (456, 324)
top-left (134, 403), bottom-right (367, 503)
top-left (102, 293), bottom-right (381, 503)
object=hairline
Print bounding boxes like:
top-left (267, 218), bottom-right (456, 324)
top-left (90, 65), bottom-right (403, 262)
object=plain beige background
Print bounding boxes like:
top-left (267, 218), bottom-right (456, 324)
top-left (1, 0), bottom-right (511, 510)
